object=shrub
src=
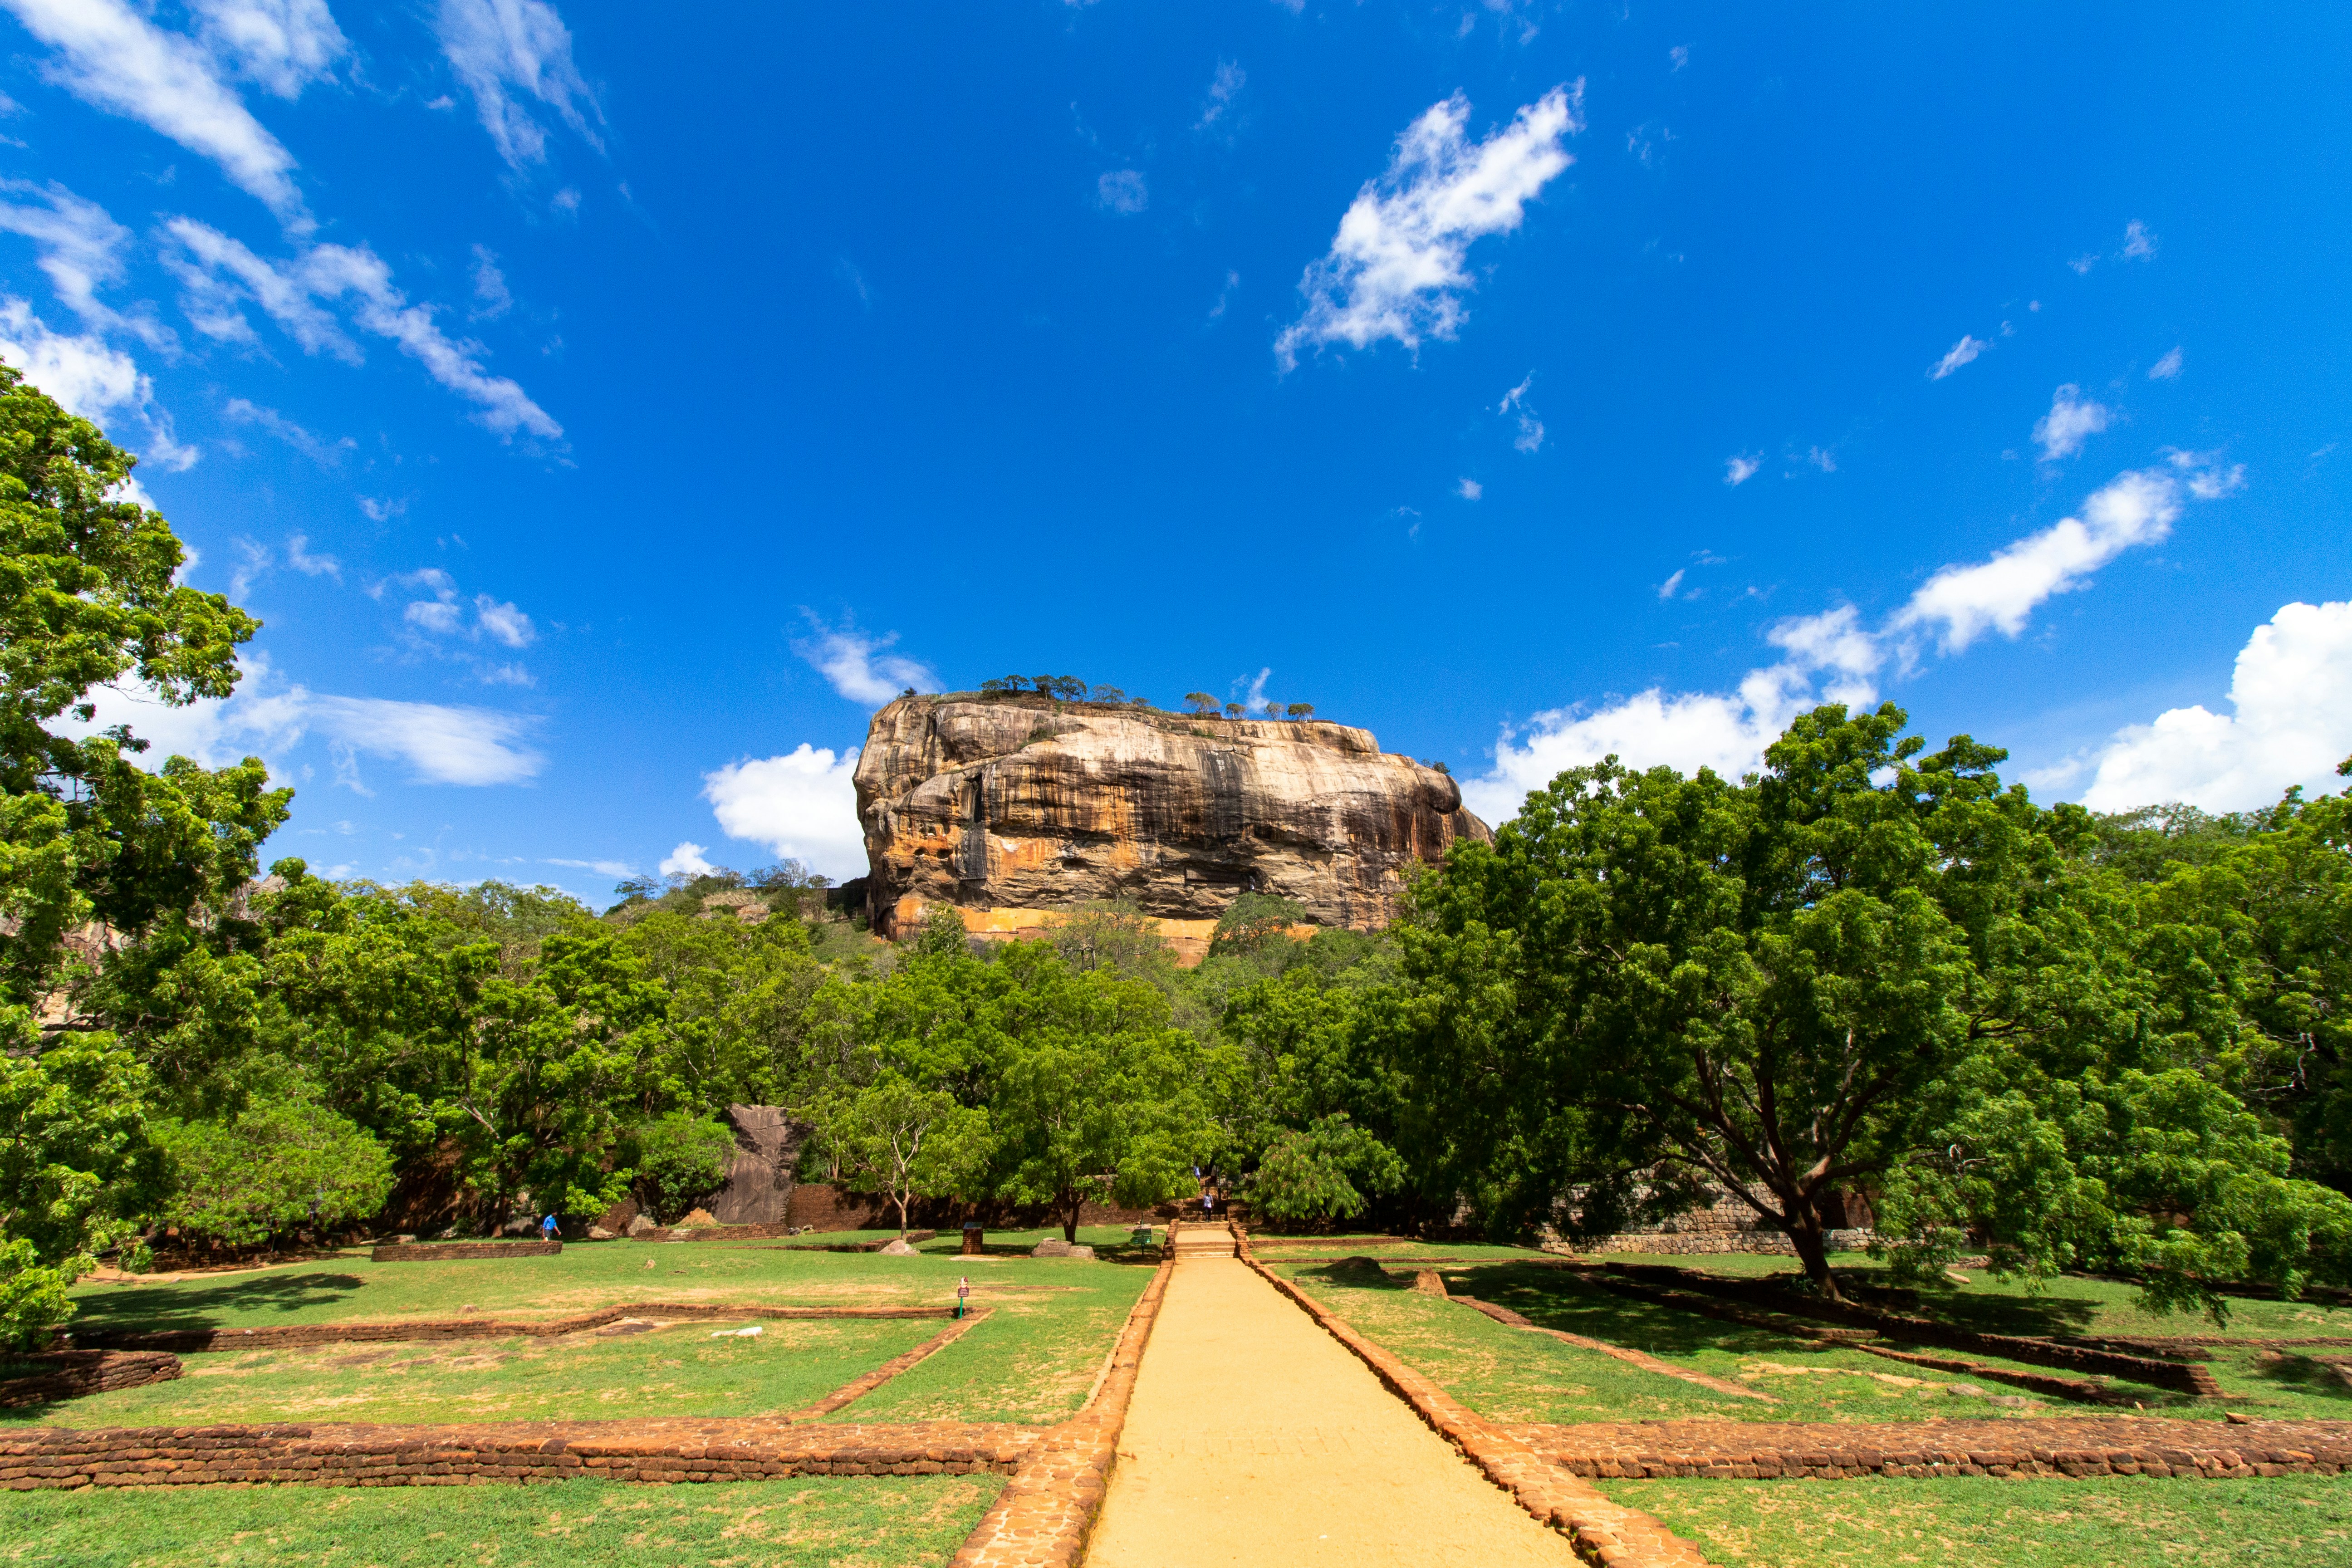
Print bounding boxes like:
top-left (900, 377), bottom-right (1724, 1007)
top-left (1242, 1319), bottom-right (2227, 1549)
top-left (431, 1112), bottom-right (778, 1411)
top-left (635, 1112), bottom-right (737, 1223)
top-left (156, 1100), bottom-right (394, 1249)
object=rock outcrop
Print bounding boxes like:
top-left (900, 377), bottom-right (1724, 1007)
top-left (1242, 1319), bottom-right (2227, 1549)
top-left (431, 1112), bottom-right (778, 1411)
top-left (854, 693), bottom-right (1489, 958)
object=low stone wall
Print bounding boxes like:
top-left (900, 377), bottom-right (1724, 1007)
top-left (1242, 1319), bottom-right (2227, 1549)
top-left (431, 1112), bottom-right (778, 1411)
top-left (784, 1184), bottom-right (1169, 1235)
top-left (1509, 1417), bottom-right (2352, 1480)
top-left (0, 1351), bottom-right (181, 1409)
top-left (370, 1241), bottom-right (561, 1262)
top-left (0, 1420), bottom-right (1038, 1490)
top-left (1580, 1227), bottom-right (1873, 1256)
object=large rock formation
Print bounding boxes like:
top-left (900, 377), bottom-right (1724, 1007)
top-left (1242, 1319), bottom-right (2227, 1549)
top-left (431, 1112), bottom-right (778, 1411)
top-left (854, 693), bottom-right (1489, 958)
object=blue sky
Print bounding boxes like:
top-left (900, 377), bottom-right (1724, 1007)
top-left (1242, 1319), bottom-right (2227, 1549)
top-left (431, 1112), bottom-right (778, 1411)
top-left (10, 2), bottom-right (2351, 902)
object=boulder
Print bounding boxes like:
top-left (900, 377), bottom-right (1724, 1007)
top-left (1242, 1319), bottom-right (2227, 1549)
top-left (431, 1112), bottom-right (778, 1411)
top-left (853, 694), bottom-right (1491, 960)
top-left (625, 1215), bottom-right (659, 1236)
top-left (586, 1225), bottom-right (617, 1241)
top-left (675, 1207), bottom-right (718, 1228)
top-left (1030, 1238), bottom-right (1072, 1257)
top-left (710, 1105), bottom-right (810, 1226)
top-left (878, 1237), bottom-right (920, 1256)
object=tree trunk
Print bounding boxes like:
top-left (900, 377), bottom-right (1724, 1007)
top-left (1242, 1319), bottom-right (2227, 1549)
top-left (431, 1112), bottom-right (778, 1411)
top-left (1063, 1193), bottom-right (1081, 1245)
top-left (895, 1188), bottom-right (910, 1239)
top-left (1784, 1200), bottom-right (1842, 1301)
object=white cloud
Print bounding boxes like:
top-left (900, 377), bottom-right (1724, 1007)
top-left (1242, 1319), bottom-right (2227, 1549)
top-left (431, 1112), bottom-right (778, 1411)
top-left (473, 595), bottom-right (534, 647)
top-left (1669, 45), bottom-right (1688, 70)
top-left (0, 297), bottom-right (196, 469)
top-left (1456, 476), bottom-right (1482, 500)
top-left (405, 598), bottom-right (463, 634)
top-left (1466, 465), bottom-right (2239, 820)
top-left (69, 654), bottom-right (542, 788)
top-left (1195, 60), bottom-right (1245, 131)
top-left (1929, 334), bottom-right (1988, 380)
top-left (1656, 568), bottom-right (1685, 601)
top-left (2121, 219), bottom-right (2156, 260)
top-left (701, 745), bottom-right (867, 882)
top-left (284, 532), bottom-right (339, 579)
top-left (2149, 346), bottom-right (2183, 380)
top-left (0, 180), bottom-right (174, 350)
top-left (1806, 446), bottom-right (1836, 473)
top-left (2032, 383), bottom-right (2110, 462)
top-left (432, 0), bottom-right (603, 170)
top-left (1498, 372), bottom-right (1544, 452)
top-left (358, 495), bottom-right (407, 522)
top-left (793, 616), bottom-right (935, 706)
top-left (658, 841), bottom-right (715, 878)
top-left (164, 220), bottom-right (563, 439)
top-left (0, 0), bottom-right (307, 223)
top-left (223, 396), bottom-right (351, 465)
top-left (188, 0), bottom-right (347, 98)
top-left (1275, 83), bottom-right (1580, 370)
top-left (2081, 601), bottom-right (2352, 813)
top-left (1097, 169), bottom-right (1148, 215)
top-left (1892, 466), bottom-right (2184, 654)
top-left (1724, 453), bottom-right (1760, 485)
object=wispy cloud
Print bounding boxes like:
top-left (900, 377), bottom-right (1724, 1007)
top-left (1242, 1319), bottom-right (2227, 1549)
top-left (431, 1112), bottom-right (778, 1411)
top-left (2032, 383), bottom-right (2110, 462)
top-left (188, 0), bottom-right (347, 98)
top-left (0, 0), bottom-right (308, 225)
top-left (0, 180), bottom-right (174, 350)
top-left (1275, 84), bottom-right (1581, 370)
top-left (1464, 462), bottom-right (2240, 820)
top-left (1097, 169), bottom-right (1148, 215)
top-left (548, 854), bottom-right (633, 879)
top-left (1497, 372), bottom-right (1544, 452)
top-left (1929, 334), bottom-right (1989, 380)
top-left (1195, 59), bottom-right (1245, 131)
top-left (2149, 346), bottom-right (2183, 381)
top-left (1656, 568), bottom-right (1686, 602)
top-left (223, 396), bottom-right (351, 465)
top-left (431, 0), bottom-right (604, 171)
top-left (285, 531), bottom-right (340, 580)
top-left (468, 244), bottom-right (512, 320)
top-left (1724, 453), bottom-right (1760, 485)
top-left (165, 219), bottom-right (562, 440)
top-left (2121, 219), bottom-right (2156, 260)
top-left (793, 614), bottom-right (935, 706)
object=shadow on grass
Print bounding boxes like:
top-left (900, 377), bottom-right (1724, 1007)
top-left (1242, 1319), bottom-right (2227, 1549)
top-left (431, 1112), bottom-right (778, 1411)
top-left (65, 1272), bottom-right (367, 1332)
top-left (2254, 1354), bottom-right (2352, 1402)
top-left (1298, 1259), bottom-right (1415, 1291)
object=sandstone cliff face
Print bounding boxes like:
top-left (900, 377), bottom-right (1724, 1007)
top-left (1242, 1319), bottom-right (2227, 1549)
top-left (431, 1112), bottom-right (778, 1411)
top-left (854, 693), bottom-right (1490, 951)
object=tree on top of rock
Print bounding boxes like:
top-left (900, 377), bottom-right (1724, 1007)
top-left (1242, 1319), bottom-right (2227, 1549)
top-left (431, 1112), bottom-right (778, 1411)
top-left (1184, 692), bottom-right (1220, 716)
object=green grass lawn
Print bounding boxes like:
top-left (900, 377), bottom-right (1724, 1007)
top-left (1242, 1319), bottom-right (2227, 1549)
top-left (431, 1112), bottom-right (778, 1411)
top-left (2, 1315), bottom-right (944, 1429)
top-left (1270, 1258), bottom-right (2352, 1424)
top-left (0, 1473), bottom-right (1004, 1568)
top-left (1598, 1474), bottom-right (2352, 1568)
top-left (37, 1242), bottom-right (1154, 1430)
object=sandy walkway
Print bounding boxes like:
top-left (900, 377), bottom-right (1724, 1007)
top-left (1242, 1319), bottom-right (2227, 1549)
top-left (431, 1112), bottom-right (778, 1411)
top-left (1084, 1246), bottom-right (1579, 1567)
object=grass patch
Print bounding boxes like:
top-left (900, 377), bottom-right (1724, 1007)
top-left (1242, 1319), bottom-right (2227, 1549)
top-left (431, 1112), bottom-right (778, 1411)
top-left (1276, 1259), bottom-right (2179, 1425)
top-left (1599, 1474), bottom-right (2352, 1568)
top-left (1617, 1251), bottom-right (2352, 1341)
top-left (0, 1473), bottom-right (1003, 1568)
top-left (42, 1242), bottom-right (1154, 1429)
top-left (2, 1316), bottom-right (943, 1429)
top-left (843, 1263), bottom-right (1151, 1424)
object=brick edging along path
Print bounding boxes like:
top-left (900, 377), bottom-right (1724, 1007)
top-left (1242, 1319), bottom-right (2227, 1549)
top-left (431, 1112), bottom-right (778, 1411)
top-left (0, 1420), bottom-right (1039, 1490)
top-left (1235, 1231), bottom-right (1713, 1568)
top-left (945, 1256), bottom-right (1173, 1568)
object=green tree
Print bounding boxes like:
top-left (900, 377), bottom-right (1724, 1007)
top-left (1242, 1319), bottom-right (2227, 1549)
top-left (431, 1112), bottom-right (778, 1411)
top-left (985, 944), bottom-right (1217, 1241)
top-left (1249, 1113), bottom-right (1404, 1223)
top-left (817, 1074), bottom-right (989, 1236)
top-left (1184, 692), bottom-right (1220, 716)
top-left (1286, 703), bottom-right (1315, 719)
top-left (1224, 701), bottom-right (1245, 719)
top-left (154, 1097), bottom-right (394, 1249)
top-left (0, 368), bottom-right (281, 1333)
top-left (632, 1111), bottom-right (736, 1222)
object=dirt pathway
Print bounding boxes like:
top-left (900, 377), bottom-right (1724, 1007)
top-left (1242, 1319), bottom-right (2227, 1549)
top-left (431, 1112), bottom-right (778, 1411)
top-left (1083, 1243), bottom-right (1580, 1567)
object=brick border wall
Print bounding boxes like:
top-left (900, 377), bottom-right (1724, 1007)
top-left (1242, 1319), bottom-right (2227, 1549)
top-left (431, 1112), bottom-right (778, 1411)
top-left (785, 1311), bottom-right (991, 1422)
top-left (369, 1241), bottom-right (560, 1262)
top-left (1235, 1231), bottom-right (1713, 1568)
top-left (68, 1302), bottom-right (953, 1354)
top-left (0, 1420), bottom-right (1040, 1490)
top-left (0, 1352), bottom-right (181, 1410)
top-left (1506, 1416), bottom-right (2352, 1481)
top-left (946, 1256), bottom-right (1173, 1568)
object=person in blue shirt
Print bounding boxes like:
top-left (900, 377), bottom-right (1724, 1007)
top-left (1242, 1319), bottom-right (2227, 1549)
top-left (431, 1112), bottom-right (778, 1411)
top-left (540, 1213), bottom-right (559, 1241)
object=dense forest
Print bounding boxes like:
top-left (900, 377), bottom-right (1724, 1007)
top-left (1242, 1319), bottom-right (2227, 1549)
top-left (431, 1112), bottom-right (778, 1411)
top-left (4, 366), bottom-right (2348, 1348)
